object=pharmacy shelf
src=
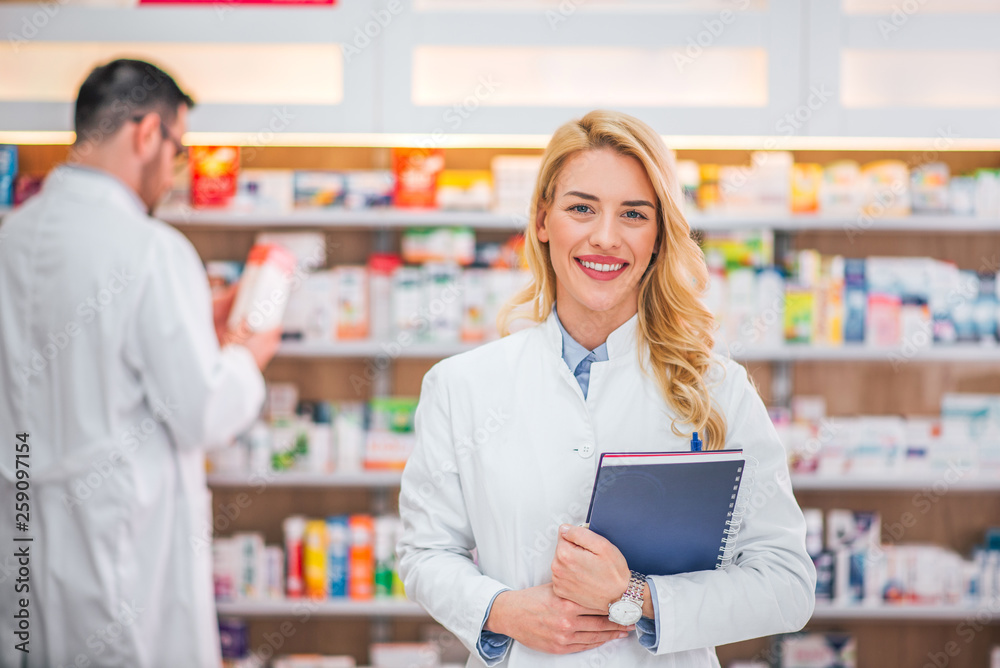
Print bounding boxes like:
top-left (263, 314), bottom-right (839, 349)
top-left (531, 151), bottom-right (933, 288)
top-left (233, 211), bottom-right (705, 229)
top-left (278, 340), bottom-right (481, 359)
top-left (157, 203), bottom-right (1000, 235)
top-left (207, 471), bottom-right (403, 488)
top-left (810, 603), bottom-right (999, 623)
top-left (730, 345), bottom-right (1000, 363)
top-left (689, 213), bottom-right (1000, 233)
top-left (156, 204), bottom-right (527, 230)
top-left (155, 205), bottom-right (1000, 233)
top-left (276, 341), bottom-right (1000, 363)
top-left (214, 599), bottom-right (996, 622)
top-left (207, 472), bottom-right (1000, 492)
top-left (215, 599), bottom-right (427, 618)
top-left (791, 476), bottom-right (1000, 492)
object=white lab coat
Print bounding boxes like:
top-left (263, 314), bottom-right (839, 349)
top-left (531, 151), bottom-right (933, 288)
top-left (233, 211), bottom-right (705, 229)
top-left (398, 310), bottom-right (816, 667)
top-left (0, 166), bottom-right (264, 668)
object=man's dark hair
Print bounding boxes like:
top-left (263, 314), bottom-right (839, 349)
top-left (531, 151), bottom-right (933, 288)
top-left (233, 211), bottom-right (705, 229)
top-left (74, 58), bottom-right (195, 141)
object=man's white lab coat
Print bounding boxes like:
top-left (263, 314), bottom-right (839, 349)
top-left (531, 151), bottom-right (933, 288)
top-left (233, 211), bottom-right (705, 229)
top-left (398, 310), bottom-right (816, 667)
top-left (0, 166), bottom-right (264, 667)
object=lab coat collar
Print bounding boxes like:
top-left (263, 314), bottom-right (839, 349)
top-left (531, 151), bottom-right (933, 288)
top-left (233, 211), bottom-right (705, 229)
top-left (44, 164), bottom-right (149, 217)
top-left (541, 306), bottom-right (639, 361)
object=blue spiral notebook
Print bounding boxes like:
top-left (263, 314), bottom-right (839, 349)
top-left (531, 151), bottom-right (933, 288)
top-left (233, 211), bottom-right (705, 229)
top-left (584, 449), bottom-right (748, 576)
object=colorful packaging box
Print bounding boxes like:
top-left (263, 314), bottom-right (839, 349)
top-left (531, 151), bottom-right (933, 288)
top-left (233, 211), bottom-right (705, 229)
top-left (392, 147), bottom-right (444, 208)
top-left (303, 520), bottom-right (329, 599)
top-left (348, 515), bottom-right (375, 600)
top-left (334, 266), bottom-right (369, 340)
top-left (0, 145), bottom-right (16, 207)
top-left (294, 171), bottom-right (346, 208)
top-left (190, 146), bottom-right (240, 208)
top-left (791, 163), bottom-right (823, 214)
top-left (774, 633), bottom-right (857, 668)
top-left (326, 516), bottom-right (349, 598)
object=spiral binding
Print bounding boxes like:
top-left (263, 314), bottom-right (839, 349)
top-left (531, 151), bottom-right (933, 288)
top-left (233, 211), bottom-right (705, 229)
top-left (716, 453), bottom-right (759, 569)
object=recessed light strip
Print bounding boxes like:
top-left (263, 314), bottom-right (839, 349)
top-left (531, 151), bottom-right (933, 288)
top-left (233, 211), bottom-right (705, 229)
top-left (2, 130), bottom-right (999, 151)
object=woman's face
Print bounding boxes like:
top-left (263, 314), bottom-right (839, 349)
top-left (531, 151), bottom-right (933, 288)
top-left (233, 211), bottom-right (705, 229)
top-left (537, 148), bottom-right (660, 327)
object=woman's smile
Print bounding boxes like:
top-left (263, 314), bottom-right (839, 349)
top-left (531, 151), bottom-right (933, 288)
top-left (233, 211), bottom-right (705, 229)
top-left (575, 254), bottom-right (630, 280)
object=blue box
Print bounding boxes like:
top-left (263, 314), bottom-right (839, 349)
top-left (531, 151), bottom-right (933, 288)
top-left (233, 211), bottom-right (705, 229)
top-left (843, 258), bottom-right (866, 344)
top-left (0, 145), bottom-right (16, 207)
top-left (326, 515), bottom-right (349, 597)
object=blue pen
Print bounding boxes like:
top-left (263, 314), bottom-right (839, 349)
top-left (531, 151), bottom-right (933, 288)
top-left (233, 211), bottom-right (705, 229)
top-left (690, 431), bottom-right (702, 452)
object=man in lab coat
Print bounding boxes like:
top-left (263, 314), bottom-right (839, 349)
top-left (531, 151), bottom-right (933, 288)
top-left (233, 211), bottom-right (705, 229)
top-left (0, 59), bottom-right (280, 667)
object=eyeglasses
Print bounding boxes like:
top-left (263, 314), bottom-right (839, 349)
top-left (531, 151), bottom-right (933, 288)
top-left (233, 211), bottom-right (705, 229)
top-left (131, 114), bottom-right (188, 162)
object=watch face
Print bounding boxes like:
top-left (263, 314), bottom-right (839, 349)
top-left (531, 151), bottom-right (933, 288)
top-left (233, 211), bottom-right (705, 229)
top-left (608, 600), bottom-right (642, 626)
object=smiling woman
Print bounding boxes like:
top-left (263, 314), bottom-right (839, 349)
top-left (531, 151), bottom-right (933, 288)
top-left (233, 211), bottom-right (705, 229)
top-left (501, 110), bottom-right (726, 449)
top-left (397, 109), bottom-right (815, 668)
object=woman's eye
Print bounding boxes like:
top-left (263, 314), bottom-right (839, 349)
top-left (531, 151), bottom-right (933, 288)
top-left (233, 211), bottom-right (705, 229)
top-left (569, 204), bottom-right (592, 214)
top-left (623, 210), bottom-right (647, 220)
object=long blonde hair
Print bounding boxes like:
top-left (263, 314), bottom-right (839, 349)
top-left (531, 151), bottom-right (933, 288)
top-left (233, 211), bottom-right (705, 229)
top-left (498, 110), bottom-right (727, 449)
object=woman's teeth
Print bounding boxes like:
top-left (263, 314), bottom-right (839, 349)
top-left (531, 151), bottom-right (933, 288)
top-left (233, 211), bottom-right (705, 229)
top-left (580, 260), bottom-right (625, 272)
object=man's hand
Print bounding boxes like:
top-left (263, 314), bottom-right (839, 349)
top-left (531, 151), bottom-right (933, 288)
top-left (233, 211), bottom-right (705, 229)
top-left (485, 583), bottom-right (632, 655)
top-left (212, 283), bottom-right (238, 346)
top-left (221, 323), bottom-right (282, 371)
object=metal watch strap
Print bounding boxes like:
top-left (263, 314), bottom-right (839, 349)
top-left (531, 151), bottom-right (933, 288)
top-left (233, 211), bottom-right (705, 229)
top-left (623, 570), bottom-right (645, 605)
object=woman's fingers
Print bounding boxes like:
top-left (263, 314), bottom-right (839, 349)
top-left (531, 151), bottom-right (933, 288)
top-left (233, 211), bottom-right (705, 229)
top-left (560, 641), bottom-right (617, 654)
top-left (573, 629), bottom-right (630, 645)
top-left (574, 613), bottom-right (632, 633)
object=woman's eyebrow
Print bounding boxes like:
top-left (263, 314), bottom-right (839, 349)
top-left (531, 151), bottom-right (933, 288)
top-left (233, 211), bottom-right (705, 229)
top-left (563, 190), bottom-right (599, 202)
top-left (563, 191), bottom-right (655, 209)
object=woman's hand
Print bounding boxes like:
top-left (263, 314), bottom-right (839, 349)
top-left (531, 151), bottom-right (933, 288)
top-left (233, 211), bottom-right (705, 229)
top-left (485, 583), bottom-right (632, 655)
top-left (550, 525), bottom-right (631, 612)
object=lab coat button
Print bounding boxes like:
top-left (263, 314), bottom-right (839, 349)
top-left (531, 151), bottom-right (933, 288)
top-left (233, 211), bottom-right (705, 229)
top-left (578, 443), bottom-right (594, 458)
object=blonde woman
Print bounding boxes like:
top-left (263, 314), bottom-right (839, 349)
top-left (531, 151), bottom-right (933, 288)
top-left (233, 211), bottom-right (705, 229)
top-left (397, 110), bottom-right (816, 667)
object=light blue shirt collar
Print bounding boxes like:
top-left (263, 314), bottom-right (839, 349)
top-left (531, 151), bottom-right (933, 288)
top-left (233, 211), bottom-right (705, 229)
top-left (553, 304), bottom-right (610, 373)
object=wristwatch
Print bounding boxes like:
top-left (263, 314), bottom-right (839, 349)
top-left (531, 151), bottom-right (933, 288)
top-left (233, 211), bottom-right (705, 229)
top-left (608, 570), bottom-right (645, 625)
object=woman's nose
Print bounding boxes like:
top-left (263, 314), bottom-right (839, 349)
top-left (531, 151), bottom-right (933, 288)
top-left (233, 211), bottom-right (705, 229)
top-left (589, 213), bottom-right (622, 249)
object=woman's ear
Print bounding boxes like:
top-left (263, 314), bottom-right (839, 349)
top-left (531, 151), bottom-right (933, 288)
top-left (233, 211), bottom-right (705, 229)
top-left (536, 208), bottom-right (549, 243)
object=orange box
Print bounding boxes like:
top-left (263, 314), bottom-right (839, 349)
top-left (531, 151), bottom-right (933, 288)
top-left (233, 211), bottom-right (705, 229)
top-left (348, 515), bottom-right (375, 600)
top-left (392, 147), bottom-right (444, 208)
top-left (190, 146), bottom-right (240, 208)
